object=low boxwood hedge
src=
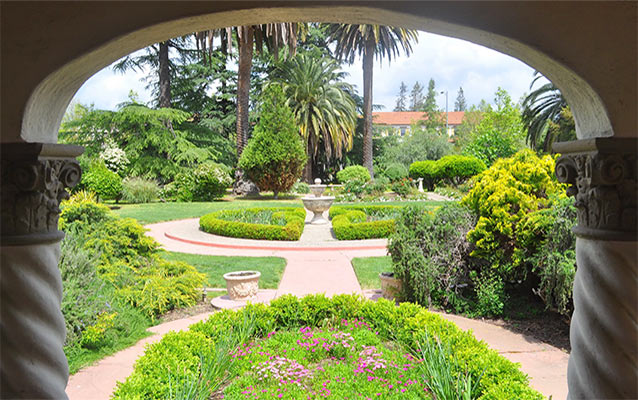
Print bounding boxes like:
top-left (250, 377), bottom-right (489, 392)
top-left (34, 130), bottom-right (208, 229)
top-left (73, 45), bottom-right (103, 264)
top-left (200, 207), bottom-right (306, 241)
top-left (329, 205), bottom-right (402, 240)
top-left (114, 295), bottom-right (543, 400)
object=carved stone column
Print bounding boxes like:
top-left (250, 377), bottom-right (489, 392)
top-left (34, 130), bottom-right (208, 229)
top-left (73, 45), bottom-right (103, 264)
top-left (1, 143), bottom-right (83, 399)
top-left (554, 138), bottom-right (637, 400)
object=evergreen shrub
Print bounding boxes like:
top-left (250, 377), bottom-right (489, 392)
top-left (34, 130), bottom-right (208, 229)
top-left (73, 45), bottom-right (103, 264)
top-left (336, 165), bottom-right (371, 184)
top-left (383, 163), bottom-right (408, 182)
top-left (81, 161), bottom-right (123, 201)
top-left (409, 160), bottom-right (440, 190)
top-left (436, 155), bottom-right (486, 185)
top-left (200, 207), bottom-right (306, 241)
top-left (239, 85), bottom-right (306, 198)
top-left (330, 205), bottom-right (402, 240)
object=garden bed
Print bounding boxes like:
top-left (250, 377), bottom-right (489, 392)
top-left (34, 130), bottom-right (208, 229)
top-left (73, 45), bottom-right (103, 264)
top-left (114, 295), bottom-right (543, 399)
top-left (329, 205), bottom-right (408, 240)
top-left (200, 207), bottom-right (306, 241)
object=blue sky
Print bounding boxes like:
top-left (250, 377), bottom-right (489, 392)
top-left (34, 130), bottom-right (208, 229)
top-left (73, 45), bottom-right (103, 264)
top-left (72, 31), bottom-right (538, 112)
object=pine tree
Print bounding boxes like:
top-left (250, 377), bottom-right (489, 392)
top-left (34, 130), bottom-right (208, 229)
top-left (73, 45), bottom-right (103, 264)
top-left (409, 81), bottom-right (424, 111)
top-left (454, 87), bottom-right (467, 111)
top-left (394, 81), bottom-right (408, 111)
top-left (423, 78), bottom-right (438, 112)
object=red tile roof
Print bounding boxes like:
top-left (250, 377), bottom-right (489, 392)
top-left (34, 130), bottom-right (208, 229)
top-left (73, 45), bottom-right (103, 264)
top-left (372, 111), bottom-right (465, 126)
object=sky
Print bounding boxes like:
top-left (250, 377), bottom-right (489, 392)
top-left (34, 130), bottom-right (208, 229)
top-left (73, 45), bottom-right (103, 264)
top-left (71, 31), bottom-right (539, 112)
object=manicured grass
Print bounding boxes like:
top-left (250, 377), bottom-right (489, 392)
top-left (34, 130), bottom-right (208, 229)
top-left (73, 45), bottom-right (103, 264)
top-left (160, 251), bottom-right (287, 289)
top-left (111, 198), bottom-right (302, 224)
top-left (351, 256), bottom-right (392, 289)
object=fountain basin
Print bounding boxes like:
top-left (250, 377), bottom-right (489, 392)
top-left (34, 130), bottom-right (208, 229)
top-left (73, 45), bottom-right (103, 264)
top-left (302, 196), bottom-right (335, 225)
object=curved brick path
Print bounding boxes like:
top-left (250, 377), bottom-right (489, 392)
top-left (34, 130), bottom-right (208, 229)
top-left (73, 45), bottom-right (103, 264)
top-left (66, 214), bottom-right (568, 399)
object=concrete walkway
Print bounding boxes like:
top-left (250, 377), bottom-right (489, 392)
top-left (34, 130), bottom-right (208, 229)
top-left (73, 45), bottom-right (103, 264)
top-left (66, 212), bottom-right (568, 399)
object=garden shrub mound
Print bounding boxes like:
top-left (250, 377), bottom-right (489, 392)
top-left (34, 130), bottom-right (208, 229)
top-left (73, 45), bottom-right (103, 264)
top-left (200, 207), bottom-right (306, 241)
top-left (329, 205), bottom-right (404, 240)
top-left (114, 295), bottom-right (543, 400)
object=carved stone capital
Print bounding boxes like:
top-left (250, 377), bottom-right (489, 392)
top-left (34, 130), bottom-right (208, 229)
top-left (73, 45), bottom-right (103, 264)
top-left (554, 138), bottom-right (637, 241)
top-left (1, 143), bottom-right (83, 245)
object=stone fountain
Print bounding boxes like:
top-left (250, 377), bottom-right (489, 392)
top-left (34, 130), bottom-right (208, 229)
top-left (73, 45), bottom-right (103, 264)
top-left (302, 178), bottom-right (335, 225)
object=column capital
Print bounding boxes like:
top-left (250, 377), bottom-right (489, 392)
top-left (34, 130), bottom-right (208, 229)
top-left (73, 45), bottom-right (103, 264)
top-left (1, 142), bottom-right (84, 245)
top-left (553, 138), bottom-right (637, 241)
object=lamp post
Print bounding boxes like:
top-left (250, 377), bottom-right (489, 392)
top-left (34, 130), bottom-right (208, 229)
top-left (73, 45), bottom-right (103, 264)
top-left (440, 90), bottom-right (449, 135)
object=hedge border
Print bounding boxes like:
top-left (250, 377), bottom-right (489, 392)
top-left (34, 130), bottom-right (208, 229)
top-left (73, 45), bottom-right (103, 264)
top-left (200, 207), bottom-right (306, 241)
top-left (329, 205), bottom-right (401, 240)
top-left (114, 295), bottom-right (543, 400)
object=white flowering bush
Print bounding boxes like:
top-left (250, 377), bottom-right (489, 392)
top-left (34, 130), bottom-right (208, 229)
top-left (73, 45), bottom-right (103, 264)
top-left (99, 139), bottom-right (129, 175)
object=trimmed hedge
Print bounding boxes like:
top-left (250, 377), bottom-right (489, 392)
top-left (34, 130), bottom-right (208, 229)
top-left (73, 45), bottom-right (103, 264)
top-left (409, 155), bottom-right (485, 189)
top-left (336, 165), bottom-right (371, 183)
top-left (329, 205), bottom-right (402, 240)
top-left (114, 295), bottom-right (542, 400)
top-left (200, 207), bottom-right (306, 241)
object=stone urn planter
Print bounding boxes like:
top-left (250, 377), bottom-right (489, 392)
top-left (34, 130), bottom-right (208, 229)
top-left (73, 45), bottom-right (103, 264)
top-left (223, 271), bottom-right (261, 301)
top-left (379, 272), bottom-right (403, 301)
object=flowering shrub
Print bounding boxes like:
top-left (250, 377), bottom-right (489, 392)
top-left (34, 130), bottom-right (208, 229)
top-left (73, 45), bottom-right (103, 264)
top-left (115, 295), bottom-right (542, 399)
top-left (390, 177), bottom-right (413, 197)
top-left (99, 139), bottom-right (129, 176)
top-left (162, 162), bottom-right (232, 202)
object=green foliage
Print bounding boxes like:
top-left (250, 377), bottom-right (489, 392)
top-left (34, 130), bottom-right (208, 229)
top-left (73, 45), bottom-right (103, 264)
top-left (291, 181), bottom-right (310, 194)
top-left (382, 163), bottom-right (408, 182)
top-left (409, 160), bottom-right (440, 190)
top-left (388, 203), bottom-right (476, 310)
top-left (330, 205), bottom-right (402, 240)
top-left (521, 197), bottom-right (577, 315)
top-left (336, 165), bottom-right (371, 183)
top-left (80, 312), bottom-right (117, 349)
top-left (409, 156), bottom-right (485, 190)
top-left (472, 272), bottom-right (507, 317)
top-left (200, 207), bottom-right (306, 241)
top-left (462, 88), bottom-right (525, 166)
top-left (436, 155), bottom-right (486, 185)
top-left (377, 126), bottom-right (452, 169)
top-left (59, 195), bottom-right (206, 319)
top-left (116, 295), bottom-right (541, 400)
top-left (60, 104), bottom-right (225, 183)
top-left (121, 177), bottom-right (159, 203)
top-left (161, 162), bottom-right (232, 202)
top-left (81, 161), bottom-right (123, 201)
top-left (239, 85), bottom-right (307, 197)
top-left (390, 177), bottom-right (413, 197)
top-left (461, 150), bottom-right (566, 280)
top-left (342, 178), bottom-right (366, 198)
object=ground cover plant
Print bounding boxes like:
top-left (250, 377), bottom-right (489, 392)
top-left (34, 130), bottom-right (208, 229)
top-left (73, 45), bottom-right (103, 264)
top-left (114, 295), bottom-right (542, 399)
top-left (200, 207), bottom-right (307, 240)
top-left (161, 252), bottom-right (286, 289)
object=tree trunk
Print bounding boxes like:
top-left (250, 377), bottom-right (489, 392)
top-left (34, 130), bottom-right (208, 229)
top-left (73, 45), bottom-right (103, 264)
top-left (303, 146), bottom-right (313, 183)
top-left (362, 38), bottom-right (375, 179)
top-left (236, 26), bottom-right (254, 159)
top-left (158, 41), bottom-right (171, 108)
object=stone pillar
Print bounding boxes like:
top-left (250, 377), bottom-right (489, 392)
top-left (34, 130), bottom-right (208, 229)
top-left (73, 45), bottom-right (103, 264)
top-left (554, 138), bottom-right (637, 399)
top-left (1, 143), bottom-right (83, 399)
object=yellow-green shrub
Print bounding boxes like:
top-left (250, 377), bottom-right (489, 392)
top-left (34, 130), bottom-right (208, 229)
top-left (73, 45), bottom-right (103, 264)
top-left (461, 149), bottom-right (566, 279)
top-left (200, 207), bottom-right (306, 241)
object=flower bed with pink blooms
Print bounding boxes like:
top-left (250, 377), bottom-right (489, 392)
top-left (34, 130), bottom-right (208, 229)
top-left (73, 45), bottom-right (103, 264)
top-left (113, 295), bottom-right (542, 400)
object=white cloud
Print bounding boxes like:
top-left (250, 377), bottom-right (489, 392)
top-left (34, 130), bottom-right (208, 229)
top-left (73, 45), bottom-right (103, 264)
top-left (71, 31), bottom-right (539, 112)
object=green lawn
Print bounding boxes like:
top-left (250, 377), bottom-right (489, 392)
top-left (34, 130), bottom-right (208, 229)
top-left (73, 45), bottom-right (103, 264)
top-left (351, 256), bottom-right (392, 289)
top-left (112, 198), bottom-right (445, 225)
top-left (112, 198), bottom-right (302, 224)
top-left (161, 251), bottom-right (287, 289)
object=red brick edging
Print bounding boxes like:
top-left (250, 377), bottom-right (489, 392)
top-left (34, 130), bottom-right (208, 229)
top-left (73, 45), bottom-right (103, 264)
top-left (164, 232), bottom-right (388, 252)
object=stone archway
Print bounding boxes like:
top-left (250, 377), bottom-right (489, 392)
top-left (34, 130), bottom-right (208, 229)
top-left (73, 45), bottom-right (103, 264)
top-left (1, 3), bottom-right (636, 399)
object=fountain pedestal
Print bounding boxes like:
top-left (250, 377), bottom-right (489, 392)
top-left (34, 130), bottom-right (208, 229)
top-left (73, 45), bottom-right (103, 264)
top-left (302, 178), bottom-right (335, 225)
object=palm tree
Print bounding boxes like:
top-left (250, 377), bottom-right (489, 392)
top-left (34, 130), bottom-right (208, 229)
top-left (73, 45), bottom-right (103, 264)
top-left (521, 72), bottom-right (571, 152)
top-left (272, 54), bottom-right (357, 182)
top-left (327, 24), bottom-right (418, 178)
top-left (196, 24), bottom-right (306, 159)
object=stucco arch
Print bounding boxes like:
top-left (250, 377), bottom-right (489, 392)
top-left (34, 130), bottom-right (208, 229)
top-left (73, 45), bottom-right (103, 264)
top-left (4, 2), bottom-right (635, 145)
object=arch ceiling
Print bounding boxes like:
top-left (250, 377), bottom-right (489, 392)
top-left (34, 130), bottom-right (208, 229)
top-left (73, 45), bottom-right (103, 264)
top-left (1, 2), bottom-right (635, 143)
